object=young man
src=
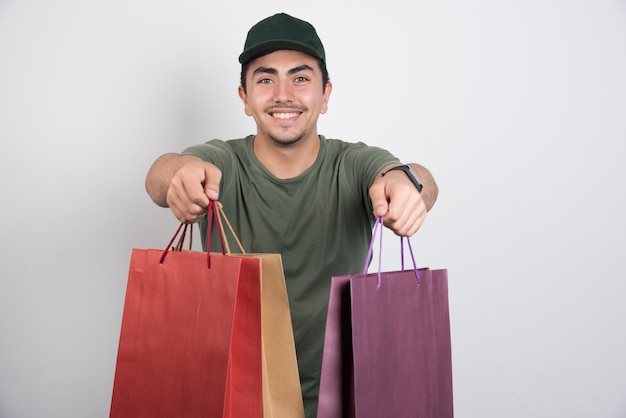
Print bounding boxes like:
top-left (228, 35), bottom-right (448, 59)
top-left (145, 12), bottom-right (438, 417)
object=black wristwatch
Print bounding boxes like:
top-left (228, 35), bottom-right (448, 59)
top-left (381, 165), bottom-right (423, 193)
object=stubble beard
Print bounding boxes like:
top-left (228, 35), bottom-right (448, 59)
top-left (268, 129), bottom-right (307, 146)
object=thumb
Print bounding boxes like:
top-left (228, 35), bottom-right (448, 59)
top-left (369, 183), bottom-right (389, 217)
top-left (203, 164), bottom-right (222, 201)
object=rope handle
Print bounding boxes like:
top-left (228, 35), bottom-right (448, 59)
top-left (214, 203), bottom-right (247, 255)
top-left (171, 223), bottom-right (193, 252)
top-left (159, 200), bottom-right (224, 268)
top-left (362, 216), bottom-right (421, 289)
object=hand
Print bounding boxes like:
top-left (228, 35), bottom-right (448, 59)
top-left (369, 168), bottom-right (427, 237)
top-left (165, 158), bottom-right (222, 224)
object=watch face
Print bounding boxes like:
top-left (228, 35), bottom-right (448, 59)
top-left (384, 165), bottom-right (423, 192)
top-left (407, 168), bottom-right (424, 192)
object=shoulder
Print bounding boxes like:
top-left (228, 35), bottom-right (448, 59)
top-left (318, 135), bottom-right (399, 186)
top-left (181, 136), bottom-right (252, 161)
top-left (321, 136), bottom-right (366, 149)
top-left (319, 136), bottom-right (373, 158)
top-left (320, 136), bottom-right (397, 161)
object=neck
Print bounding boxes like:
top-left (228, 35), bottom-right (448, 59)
top-left (253, 133), bottom-right (321, 179)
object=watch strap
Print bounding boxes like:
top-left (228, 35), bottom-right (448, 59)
top-left (381, 165), bottom-right (423, 192)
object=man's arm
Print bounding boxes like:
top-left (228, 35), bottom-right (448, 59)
top-left (145, 153), bottom-right (222, 223)
top-left (369, 163), bottom-right (438, 237)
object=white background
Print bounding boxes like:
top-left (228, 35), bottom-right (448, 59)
top-left (1, 1), bottom-right (625, 417)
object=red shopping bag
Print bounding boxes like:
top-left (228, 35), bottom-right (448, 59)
top-left (317, 217), bottom-right (453, 418)
top-left (110, 201), bottom-right (263, 418)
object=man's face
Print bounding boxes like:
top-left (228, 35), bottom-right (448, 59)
top-left (239, 50), bottom-right (332, 146)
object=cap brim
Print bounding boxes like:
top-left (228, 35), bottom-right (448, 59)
top-left (238, 40), bottom-right (323, 64)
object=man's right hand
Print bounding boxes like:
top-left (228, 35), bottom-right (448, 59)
top-left (145, 153), bottom-right (222, 224)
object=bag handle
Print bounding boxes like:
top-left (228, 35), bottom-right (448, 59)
top-left (159, 200), bottom-right (224, 268)
top-left (363, 216), bottom-right (421, 289)
top-left (214, 203), bottom-right (247, 255)
top-left (170, 222), bottom-right (193, 252)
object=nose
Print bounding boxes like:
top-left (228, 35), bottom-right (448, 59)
top-left (273, 79), bottom-right (294, 103)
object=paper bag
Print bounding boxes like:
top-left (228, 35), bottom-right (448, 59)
top-left (317, 217), bottom-right (453, 417)
top-left (110, 201), bottom-right (263, 417)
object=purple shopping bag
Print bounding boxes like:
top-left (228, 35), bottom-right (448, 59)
top-left (317, 217), bottom-right (453, 418)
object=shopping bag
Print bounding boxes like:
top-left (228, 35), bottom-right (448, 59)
top-left (317, 217), bottom-right (453, 418)
top-left (110, 201), bottom-right (263, 418)
top-left (215, 205), bottom-right (305, 418)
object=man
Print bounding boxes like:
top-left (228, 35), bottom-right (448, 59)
top-left (145, 12), bottom-right (438, 417)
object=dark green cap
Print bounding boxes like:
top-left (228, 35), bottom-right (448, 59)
top-left (238, 13), bottom-right (326, 65)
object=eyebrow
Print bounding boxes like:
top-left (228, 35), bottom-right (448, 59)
top-left (252, 64), bottom-right (315, 77)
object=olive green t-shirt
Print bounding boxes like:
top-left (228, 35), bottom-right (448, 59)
top-left (183, 135), bottom-right (399, 417)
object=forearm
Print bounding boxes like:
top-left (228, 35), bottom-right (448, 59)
top-left (409, 163), bottom-right (438, 212)
top-left (145, 153), bottom-right (201, 207)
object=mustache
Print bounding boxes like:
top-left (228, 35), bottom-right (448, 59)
top-left (265, 103), bottom-right (307, 112)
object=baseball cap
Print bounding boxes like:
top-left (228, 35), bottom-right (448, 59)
top-left (238, 13), bottom-right (326, 65)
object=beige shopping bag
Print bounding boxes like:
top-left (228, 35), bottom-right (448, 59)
top-left (216, 205), bottom-right (305, 418)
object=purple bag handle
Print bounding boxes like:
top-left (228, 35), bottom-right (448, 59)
top-left (362, 216), bottom-right (421, 289)
top-left (159, 200), bottom-right (225, 268)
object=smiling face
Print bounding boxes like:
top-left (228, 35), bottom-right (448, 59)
top-left (238, 50), bottom-right (332, 147)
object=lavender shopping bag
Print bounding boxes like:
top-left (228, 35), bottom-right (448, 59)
top-left (317, 217), bottom-right (453, 418)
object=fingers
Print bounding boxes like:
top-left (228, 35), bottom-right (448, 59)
top-left (166, 161), bottom-right (221, 223)
top-left (370, 175), bottom-right (427, 237)
top-left (384, 199), bottom-right (427, 237)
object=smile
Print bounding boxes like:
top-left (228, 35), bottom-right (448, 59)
top-left (272, 112), bottom-right (300, 119)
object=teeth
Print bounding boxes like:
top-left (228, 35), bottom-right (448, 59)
top-left (273, 112), bottom-right (299, 119)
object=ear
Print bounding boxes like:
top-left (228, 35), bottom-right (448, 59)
top-left (238, 85), bottom-right (253, 116)
top-left (320, 82), bottom-right (333, 114)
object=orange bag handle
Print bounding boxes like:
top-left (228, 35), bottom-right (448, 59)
top-left (214, 204), bottom-right (247, 255)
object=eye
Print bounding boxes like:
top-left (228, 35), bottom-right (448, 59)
top-left (258, 77), bottom-right (273, 84)
top-left (294, 76), bottom-right (309, 83)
